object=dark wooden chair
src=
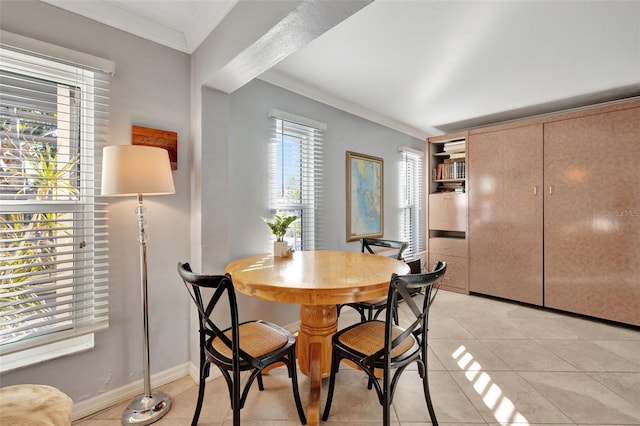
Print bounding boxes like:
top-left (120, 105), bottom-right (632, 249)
top-left (177, 262), bottom-right (306, 426)
top-left (337, 238), bottom-right (409, 323)
top-left (322, 261), bottom-right (446, 426)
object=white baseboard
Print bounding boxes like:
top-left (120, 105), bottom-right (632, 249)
top-left (72, 363), bottom-right (190, 421)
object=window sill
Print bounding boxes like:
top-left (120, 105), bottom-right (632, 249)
top-left (0, 334), bottom-right (94, 374)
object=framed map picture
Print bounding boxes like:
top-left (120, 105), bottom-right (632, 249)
top-left (346, 151), bottom-right (383, 241)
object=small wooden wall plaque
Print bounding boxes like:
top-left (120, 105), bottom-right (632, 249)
top-left (132, 125), bottom-right (178, 170)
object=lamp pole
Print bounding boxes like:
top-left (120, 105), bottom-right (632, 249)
top-left (122, 194), bottom-right (172, 425)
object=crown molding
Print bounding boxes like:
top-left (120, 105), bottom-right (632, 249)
top-left (43, 0), bottom-right (189, 52)
top-left (41, 0), bottom-right (236, 54)
top-left (183, 1), bottom-right (237, 53)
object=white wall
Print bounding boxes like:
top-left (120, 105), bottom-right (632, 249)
top-left (223, 78), bottom-right (425, 326)
top-left (0, 1), bottom-right (192, 403)
top-left (184, 78), bottom-right (424, 367)
top-left (0, 0), bottom-right (424, 410)
top-left (229, 79), bottom-right (425, 256)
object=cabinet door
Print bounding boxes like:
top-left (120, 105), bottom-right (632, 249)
top-left (468, 125), bottom-right (543, 305)
top-left (544, 107), bottom-right (640, 325)
top-left (428, 193), bottom-right (467, 232)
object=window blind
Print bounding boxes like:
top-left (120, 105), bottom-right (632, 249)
top-left (399, 147), bottom-right (425, 258)
top-left (0, 41), bottom-right (110, 356)
top-left (268, 110), bottom-right (324, 251)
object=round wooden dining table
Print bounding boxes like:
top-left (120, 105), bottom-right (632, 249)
top-left (224, 250), bottom-right (410, 425)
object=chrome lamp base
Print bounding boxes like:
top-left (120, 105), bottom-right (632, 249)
top-left (122, 390), bottom-right (172, 425)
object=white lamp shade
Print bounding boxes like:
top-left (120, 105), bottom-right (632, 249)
top-left (101, 145), bottom-right (175, 196)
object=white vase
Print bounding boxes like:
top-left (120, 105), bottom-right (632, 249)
top-left (273, 241), bottom-right (289, 257)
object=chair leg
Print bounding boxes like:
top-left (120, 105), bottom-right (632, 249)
top-left (359, 306), bottom-right (368, 323)
top-left (232, 369), bottom-right (241, 426)
top-left (288, 353), bottom-right (307, 425)
top-left (417, 361), bottom-right (426, 380)
top-left (321, 350), bottom-right (340, 421)
top-left (192, 333), bottom-right (210, 426)
top-left (257, 371), bottom-right (264, 391)
top-left (191, 362), bottom-right (209, 426)
top-left (382, 370), bottom-right (392, 426)
top-left (422, 371), bottom-right (438, 426)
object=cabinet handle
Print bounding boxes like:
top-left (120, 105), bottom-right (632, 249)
top-left (549, 185), bottom-right (554, 195)
top-left (533, 185), bottom-right (538, 196)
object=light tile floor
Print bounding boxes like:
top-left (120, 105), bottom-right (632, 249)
top-left (74, 291), bottom-right (640, 425)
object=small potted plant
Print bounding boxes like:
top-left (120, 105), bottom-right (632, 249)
top-left (263, 213), bottom-right (297, 256)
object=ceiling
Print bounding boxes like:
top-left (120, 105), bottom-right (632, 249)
top-left (41, 0), bottom-right (640, 138)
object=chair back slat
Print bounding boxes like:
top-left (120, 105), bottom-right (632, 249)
top-left (361, 238), bottom-right (409, 260)
top-left (364, 262), bottom-right (447, 365)
top-left (177, 262), bottom-right (259, 367)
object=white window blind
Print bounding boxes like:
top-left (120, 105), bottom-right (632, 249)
top-left (399, 147), bottom-right (425, 258)
top-left (0, 40), bottom-right (110, 358)
top-left (268, 109), bottom-right (324, 251)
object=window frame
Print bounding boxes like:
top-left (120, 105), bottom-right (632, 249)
top-left (399, 147), bottom-right (425, 258)
top-left (0, 43), bottom-right (109, 371)
top-left (268, 109), bottom-right (325, 251)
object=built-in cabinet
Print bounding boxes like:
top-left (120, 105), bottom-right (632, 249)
top-left (427, 132), bottom-right (468, 294)
top-left (449, 99), bottom-right (640, 326)
top-left (468, 125), bottom-right (543, 305)
top-left (543, 106), bottom-right (640, 325)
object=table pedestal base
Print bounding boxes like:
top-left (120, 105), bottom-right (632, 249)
top-left (297, 304), bottom-right (337, 425)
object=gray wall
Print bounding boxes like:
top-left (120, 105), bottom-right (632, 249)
top-left (0, 0), bottom-right (192, 402)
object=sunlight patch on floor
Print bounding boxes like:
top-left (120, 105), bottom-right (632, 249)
top-left (452, 345), bottom-right (529, 425)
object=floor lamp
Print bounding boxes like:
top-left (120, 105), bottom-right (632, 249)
top-left (101, 145), bottom-right (175, 425)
